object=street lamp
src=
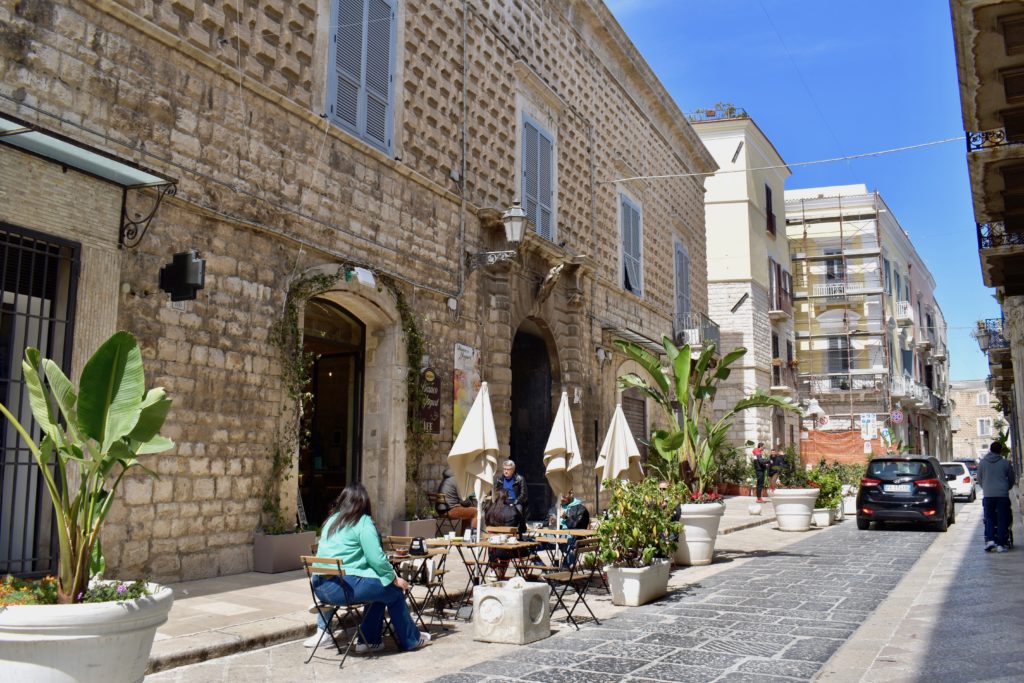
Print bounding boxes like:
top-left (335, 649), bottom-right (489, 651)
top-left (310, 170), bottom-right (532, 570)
top-left (469, 200), bottom-right (531, 270)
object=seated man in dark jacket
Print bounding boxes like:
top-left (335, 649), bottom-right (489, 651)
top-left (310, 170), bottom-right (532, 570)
top-left (438, 467), bottom-right (476, 533)
top-left (547, 489), bottom-right (590, 530)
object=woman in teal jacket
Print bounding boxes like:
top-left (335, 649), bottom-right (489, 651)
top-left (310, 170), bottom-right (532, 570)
top-left (305, 483), bottom-right (429, 653)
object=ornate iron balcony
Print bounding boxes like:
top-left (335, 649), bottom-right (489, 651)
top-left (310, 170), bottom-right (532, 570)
top-left (967, 128), bottom-right (1009, 151)
top-left (977, 221), bottom-right (1024, 249)
top-left (983, 318), bottom-right (1010, 350)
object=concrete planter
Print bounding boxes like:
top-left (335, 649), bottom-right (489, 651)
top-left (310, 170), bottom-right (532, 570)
top-left (675, 502), bottom-right (726, 566)
top-left (391, 518), bottom-right (437, 538)
top-left (605, 558), bottom-right (671, 607)
top-left (842, 495), bottom-right (858, 515)
top-left (253, 530), bottom-right (318, 573)
top-left (771, 488), bottom-right (820, 531)
top-left (0, 583), bottom-right (173, 683)
top-left (812, 507), bottom-right (832, 527)
top-left (833, 504), bottom-right (844, 522)
top-left (472, 581), bottom-right (550, 644)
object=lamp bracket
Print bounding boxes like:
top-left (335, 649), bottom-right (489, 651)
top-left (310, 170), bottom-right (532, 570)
top-left (468, 249), bottom-right (517, 271)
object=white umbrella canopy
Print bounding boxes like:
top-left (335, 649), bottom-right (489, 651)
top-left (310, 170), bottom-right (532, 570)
top-left (595, 402), bottom-right (645, 490)
top-left (543, 391), bottom-right (583, 502)
top-left (446, 381), bottom-right (499, 538)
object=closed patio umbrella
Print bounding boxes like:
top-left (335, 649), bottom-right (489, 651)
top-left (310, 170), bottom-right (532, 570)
top-left (446, 381), bottom-right (499, 539)
top-left (595, 402), bottom-right (644, 490)
top-left (543, 391), bottom-right (583, 504)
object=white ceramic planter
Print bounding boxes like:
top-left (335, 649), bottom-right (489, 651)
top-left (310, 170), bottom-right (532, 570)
top-left (0, 583), bottom-right (173, 683)
top-left (771, 488), bottom-right (820, 531)
top-left (675, 502), bottom-right (726, 566)
top-left (812, 507), bottom-right (832, 527)
top-left (833, 503), bottom-right (844, 522)
top-left (842, 495), bottom-right (858, 515)
top-left (472, 581), bottom-right (550, 644)
top-left (605, 559), bottom-right (671, 606)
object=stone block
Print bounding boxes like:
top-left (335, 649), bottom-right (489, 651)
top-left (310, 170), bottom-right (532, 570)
top-left (472, 580), bottom-right (550, 645)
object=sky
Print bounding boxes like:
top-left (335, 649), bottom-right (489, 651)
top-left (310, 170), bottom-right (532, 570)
top-left (606, 0), bottom-right (998, 381)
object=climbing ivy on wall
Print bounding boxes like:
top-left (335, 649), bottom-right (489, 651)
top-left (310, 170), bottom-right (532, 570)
top-left (263, 266), bottom-right (433, 531)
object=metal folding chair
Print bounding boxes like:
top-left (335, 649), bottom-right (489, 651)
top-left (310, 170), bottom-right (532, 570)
top-left (301, 555), bottom-right (371, 668)
top-left (427, 493), bottom-right (459, 536)
top-left (540, 537), bottom-right (602, 630)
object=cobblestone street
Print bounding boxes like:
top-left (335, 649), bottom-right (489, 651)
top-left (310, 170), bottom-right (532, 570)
top-left (426, 519), bottom-right (935, 683)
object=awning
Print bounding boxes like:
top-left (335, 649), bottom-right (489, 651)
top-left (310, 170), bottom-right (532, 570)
top-left (1, 112), bottom-right (177, 246)
top-left (601, 322), bottom-right (666, 355)
top-left (0, 113), bottom-right (174, 188)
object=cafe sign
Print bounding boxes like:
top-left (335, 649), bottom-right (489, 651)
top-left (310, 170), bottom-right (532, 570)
top-left (419, 367), bottom-right (441, 434)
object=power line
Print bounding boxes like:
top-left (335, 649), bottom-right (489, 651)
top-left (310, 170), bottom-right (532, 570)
top-left (605, 136), bottom-right (965, 184)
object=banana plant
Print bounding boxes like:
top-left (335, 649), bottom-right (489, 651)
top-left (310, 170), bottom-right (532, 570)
top-left (0, 332), bottom-right (173, 603)
top-left (615, 336), bottom-right (799, 495)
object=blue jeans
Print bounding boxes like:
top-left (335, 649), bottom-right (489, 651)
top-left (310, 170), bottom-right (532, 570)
top-left (312, 575), bottom-right (420, 650)
top-left (983, 496), bottom-right (1012, 547)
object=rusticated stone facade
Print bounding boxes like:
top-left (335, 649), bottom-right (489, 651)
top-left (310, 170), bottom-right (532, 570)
top-left (0, 0), bottom-right (714, 582)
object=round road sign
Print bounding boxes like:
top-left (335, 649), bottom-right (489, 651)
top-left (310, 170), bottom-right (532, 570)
top-left (891, 410), bottom-right (904, 424)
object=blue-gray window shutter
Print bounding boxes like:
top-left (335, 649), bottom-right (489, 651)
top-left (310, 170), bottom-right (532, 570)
top-left (622, 198), bottom-right (642, 295)
top-left (329, 0), bottom-right (394, 150)
top-left (522, 120), bottom-right (554, 239)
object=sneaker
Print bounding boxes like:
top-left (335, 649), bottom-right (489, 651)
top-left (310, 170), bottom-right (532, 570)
top-left (756, 498), bottom-right (765, 503)
top-left (307, 603), bottom-right (319, 614)
top-left (411, 631), bottom-right (432, 651)
top-left (996, 545), bottom-right (1010, 553)
top-left (303, 628), bottom-right (327, 648)
top-left (985, 540), bottom-right (997, 552)
top-left (355, 641), bottom-right (385, 654)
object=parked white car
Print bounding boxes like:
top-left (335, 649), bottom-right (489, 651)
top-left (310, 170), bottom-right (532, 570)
top-left (941, 462), bottom-right (977, 502)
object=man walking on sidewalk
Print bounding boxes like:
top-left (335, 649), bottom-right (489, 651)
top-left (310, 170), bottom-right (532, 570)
top-left (978, 441), bottom-right (1016, 553)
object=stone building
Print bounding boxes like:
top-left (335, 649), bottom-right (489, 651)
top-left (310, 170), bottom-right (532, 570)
top-left (0, 0), bottom-right (714, 581)
top-left (691, 111), bottom-right (800, 452)
top-left (950, 0), bottom-right (1024, 476)
top-left (949, 379), bottom-right (1009, 460)
top-left (785, 185), bottom-right (952, 460)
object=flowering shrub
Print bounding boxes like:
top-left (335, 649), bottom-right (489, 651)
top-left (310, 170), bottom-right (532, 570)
top-left (685, 489), bottom-right (725, 505)
top-left (0, 575), bottom-right (150, 606)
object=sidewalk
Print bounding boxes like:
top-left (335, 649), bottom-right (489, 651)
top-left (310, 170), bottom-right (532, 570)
top-left (816, 492), bottom-right (1024, 682)
top-left (147, 495), bottom-right (776, 675)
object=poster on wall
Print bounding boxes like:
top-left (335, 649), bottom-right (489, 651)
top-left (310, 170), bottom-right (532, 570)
top-left (453, 343), bottom-right (481, 437)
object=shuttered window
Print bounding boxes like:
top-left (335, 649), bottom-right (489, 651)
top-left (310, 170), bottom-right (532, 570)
top-left (675, 241), bottom-right (690, 326)
top-left (621, 196), bottom-right (643, 296)
top-left (327, 0), bottom-right (395, 151)
top-left (621, 392), bottom-right (648, 462)
top-left (522, 119), bottom-right (554, 240)
top-left (765, 184), bottom-right (776, 234)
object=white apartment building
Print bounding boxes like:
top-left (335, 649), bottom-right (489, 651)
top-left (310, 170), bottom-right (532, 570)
top-left (692, 112), bottom-right (800, 450)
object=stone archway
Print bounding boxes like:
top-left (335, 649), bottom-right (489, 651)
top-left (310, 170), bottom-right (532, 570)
top-left (295, 266), bottom-right (407, 527)
top-left (509, 317), bottom-right (561, 521)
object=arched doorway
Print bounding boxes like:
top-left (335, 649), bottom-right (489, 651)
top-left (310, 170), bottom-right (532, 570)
top-left (510, 319), bottom-right (557, 521)
top-left (299, 298), bottom-right (365, 527)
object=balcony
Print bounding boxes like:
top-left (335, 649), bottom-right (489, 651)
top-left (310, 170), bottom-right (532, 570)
top-left (673, 312), bottom-right (721, 352)
top-left (931, 342), bottom-right (947, 362)
top-left (768, 293), bottom-right (792, 322)
top-left (770, 363), bottom-right (797, 395)
top-left (890, 373), bottom-right (911, 398)
top-left (895, 301), bottom-right (913, 326)
top-left (967, 128), bottom-right (1016, 152)
top-left (808, 279), bottom-right (882, 298)
top-left (800, 372), bottom-right (885, 395)
top-left (976, 221), bottom-right (1024, 295)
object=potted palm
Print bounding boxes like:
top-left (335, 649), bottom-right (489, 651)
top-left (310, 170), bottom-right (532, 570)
top-left (597, 477), bottom-right (680, 606)
top-left (615, 337), bottom-right (799, 565)
top-left (0, 332), bottom-right (175, 683)
top-left (808, 465), bottom-right (843, 527)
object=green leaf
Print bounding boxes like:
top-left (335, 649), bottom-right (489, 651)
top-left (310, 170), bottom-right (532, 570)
top-left (42, 359), bottom-right (77, 428)
top-left (89, 538), bottom-right (105, 578)
top-left (714, 347), bottom-right (747, 379)
top-left (135, 435), bottom-right (174, 455)
top-left (613, 340), bottom-right (669, 395)
top-left (77, 332), bottom-right (144, 452)
top-left (671, 347), bottom-right (692, 410)
top-left (21, 349), bottom-right (61, 445)
top-left (128, 388), bottom-right (172, 442)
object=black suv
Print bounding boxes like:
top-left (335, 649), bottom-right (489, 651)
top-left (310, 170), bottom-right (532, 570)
top-left (856, 455), bottom-right (955, 532)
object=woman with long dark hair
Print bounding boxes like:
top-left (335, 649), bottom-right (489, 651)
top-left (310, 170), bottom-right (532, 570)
top-left (304, 483), bottom-right (429, 652)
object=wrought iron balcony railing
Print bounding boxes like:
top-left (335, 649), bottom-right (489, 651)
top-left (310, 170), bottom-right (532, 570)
top-left (983, 318), bottom-right (1010, 350)
top-left (800, 372), bottom-right (885, 394)
top-left (967, 128), bottom-right (1010, 151)
top-left (895, 301), bottom-right (913, 325)
top-left (673, 312), bottom-right (720, 351)
top-left (977, 222), bottom-right (1024, 249)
